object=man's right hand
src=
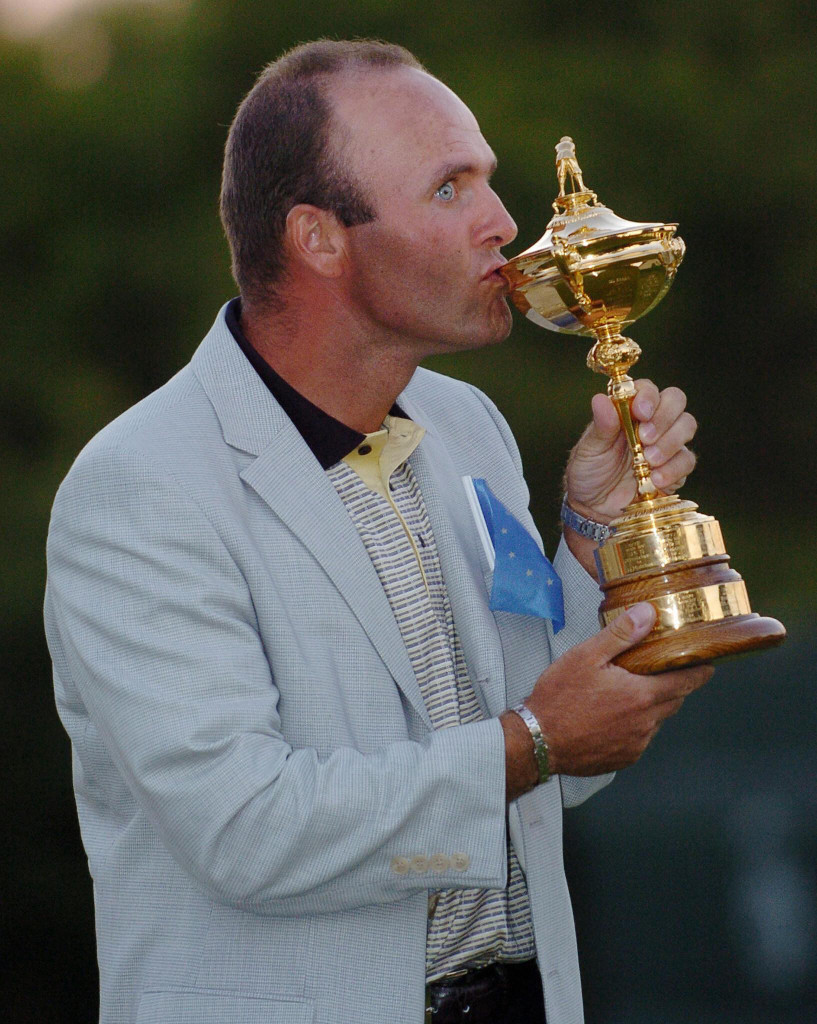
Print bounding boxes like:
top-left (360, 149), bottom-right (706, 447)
top-left (501, 603), bottom-right (714, 800)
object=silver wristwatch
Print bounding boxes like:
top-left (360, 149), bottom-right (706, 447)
top-left (560, 494), bottom-right (611, 543)
top-left (512, 703), bottom-right (551, 785)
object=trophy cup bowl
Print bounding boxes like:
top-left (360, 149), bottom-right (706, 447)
top-left (501, 138), bottom-right (786, 674)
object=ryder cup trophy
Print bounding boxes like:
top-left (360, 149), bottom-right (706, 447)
top-left (501, 137), bottom-right (786, 673)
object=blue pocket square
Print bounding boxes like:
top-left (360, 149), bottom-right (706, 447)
top-left (462, 477), bottom-right (564, 632)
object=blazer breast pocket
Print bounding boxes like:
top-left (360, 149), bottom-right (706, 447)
top-left (136, 988), bottom-right (315, 1023)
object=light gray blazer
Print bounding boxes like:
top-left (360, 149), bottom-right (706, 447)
top-left (45, 305), bottom-right (611, 1024)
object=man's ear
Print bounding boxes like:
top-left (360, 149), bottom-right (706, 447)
top-left (285, 204), bottom-right (347, 279)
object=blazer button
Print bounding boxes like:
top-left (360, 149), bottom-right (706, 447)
top-left (390, 856), bottom-right (411, 875)
top-left (410, 855), bottom-right (429, 874)
top-left (450, 852), bottom-right (470, 871)
top-left (429, 853), bottom-right (450, 872)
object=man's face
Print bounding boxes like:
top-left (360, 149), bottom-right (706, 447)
top-left (330, 68), bottom-right (518, 357)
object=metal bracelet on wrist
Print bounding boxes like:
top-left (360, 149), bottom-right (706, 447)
top-left (560, 494), bottom-right (611, 543)
top-left (512, 703), bottom-right (551, 786)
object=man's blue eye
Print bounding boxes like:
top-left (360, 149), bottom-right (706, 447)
top-left (435, 182), bottom-right (456, 201)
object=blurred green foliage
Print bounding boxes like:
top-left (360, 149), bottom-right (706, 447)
top-left (2, 1), bottom-right (815, 1020)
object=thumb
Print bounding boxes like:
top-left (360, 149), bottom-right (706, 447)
top-left (571, 394), bottom-right (622, 459)
top-left (569, 393), bottom-right (626, 466)
top-left (590, 602), bottom-right (656, 665)
top-left (589, 393), bottom-right (622, 444)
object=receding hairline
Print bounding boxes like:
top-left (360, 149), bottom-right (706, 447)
top-left (325, 65), bottom-right (486, 190)
top-left (318, 62), bottom-right (442, 133)
top-left (252, 40), bottom-right (429, 109)
top-left (323, 62), bottom-right (450, 111)
top-left (323, 63), bottom-right (471, 154)
top-left (315, 64), bottom-right (445, 193)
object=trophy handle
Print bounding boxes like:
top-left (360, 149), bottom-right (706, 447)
top-left (586, 324), bottom-right (661, 502)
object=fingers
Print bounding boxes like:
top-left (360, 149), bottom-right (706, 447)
top-left (642, 413), bottom-right (697, 475)
top-left (631, 381), bottom-right (698, 491)
top-left (631, 380), bottom-right (661, 421)
top-left (619, 663), bottom-right (713, 762)
top-left (586, 383), bottom-right (698, 468)
top-left (651, 447), bottom-right (696, 491)
top-left (634, 383), bottom-right (690, 444)
top-left (566, 380), bottom-right (699, 518)
top-left (642, 409), bottom-right (697, 462)
top-left (651, 663), bottom-right (714, 705)
top-left (655, 696), bottom-right (686, 720)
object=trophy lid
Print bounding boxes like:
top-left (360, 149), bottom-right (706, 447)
top-left (501, 137), bottom-right (685, 334)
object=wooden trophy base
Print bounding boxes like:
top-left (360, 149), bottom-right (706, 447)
top-left (613, 614), bottom-right (787, 674)
top-left (595, 496), bottom-right (786, 675)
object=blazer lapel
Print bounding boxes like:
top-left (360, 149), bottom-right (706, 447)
top-left (400, 396), bottom-right (508, 719)
top-left (241, 442), bottom-right (432, 727)
top-left (192, 309), bottom-right (432, 728)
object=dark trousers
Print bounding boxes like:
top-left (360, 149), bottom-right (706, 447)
top-left (425, 960), bottom-right (546, 1024)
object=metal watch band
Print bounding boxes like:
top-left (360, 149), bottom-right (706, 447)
top-left (512, 703), bottom-right (551, 785)
top-left (560, 494), bottom-right (611, 543)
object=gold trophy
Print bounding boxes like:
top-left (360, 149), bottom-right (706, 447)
top-left (501, 137), bottom-right (786, 673)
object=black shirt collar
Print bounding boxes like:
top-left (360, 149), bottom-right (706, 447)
top-left (226, 297), bottom-right (371, 470)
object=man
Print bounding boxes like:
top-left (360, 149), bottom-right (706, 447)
top-left (45, 40), bottom-right (710, 1024)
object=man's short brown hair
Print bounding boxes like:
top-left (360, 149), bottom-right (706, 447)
top-left (220, 39), bottom-right (425, 308)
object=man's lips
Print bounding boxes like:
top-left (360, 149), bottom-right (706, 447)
top-left (481, 259), bottom-right (509, 285)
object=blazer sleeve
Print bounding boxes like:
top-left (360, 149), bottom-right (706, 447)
top-left (45, 444), bottom-right (510, 916)
top-left (552, 538), bottom-right (615, 806)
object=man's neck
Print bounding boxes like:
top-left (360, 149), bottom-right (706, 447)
top-left (239, 298), bottom-right (420, 434)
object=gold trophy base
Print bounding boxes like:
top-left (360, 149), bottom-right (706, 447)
top-left (596, 496), bottom-right (787, 674)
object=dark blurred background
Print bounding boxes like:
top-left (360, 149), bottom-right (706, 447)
top-left (2, 1), bottom-right (815, 1021)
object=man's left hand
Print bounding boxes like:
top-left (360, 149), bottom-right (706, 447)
top-left (565, 380), bottom-right (698, 523)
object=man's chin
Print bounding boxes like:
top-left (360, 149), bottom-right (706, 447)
top-left (420, 301), bottom-right (513, 356)
top-left (486, 300), bottom-right (514, 345)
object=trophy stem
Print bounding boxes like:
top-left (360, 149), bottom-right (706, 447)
top-left (587, 323), bottom-right (660, 502)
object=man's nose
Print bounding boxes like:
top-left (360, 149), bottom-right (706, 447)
top-left (482, 188), bottom-right (518, 248)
